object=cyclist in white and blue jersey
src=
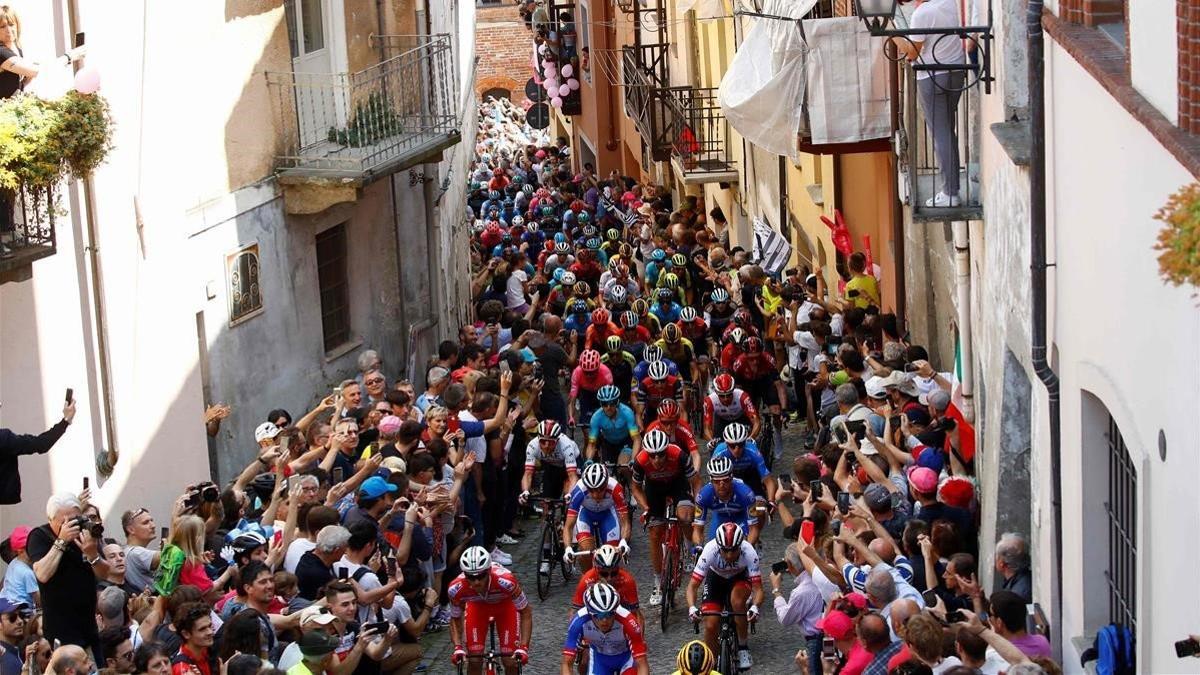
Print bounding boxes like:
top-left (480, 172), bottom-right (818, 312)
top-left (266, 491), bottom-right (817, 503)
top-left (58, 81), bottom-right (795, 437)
top-left (710, 423), bottom-right (777, 500)
top-left (692, 456), bottom-right (762, 545)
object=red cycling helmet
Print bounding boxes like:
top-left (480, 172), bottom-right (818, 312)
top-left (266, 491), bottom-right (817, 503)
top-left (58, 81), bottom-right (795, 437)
top-left (580, 349), bottom-right (601, 372)
top-left (592, 308), bottom-right (611, 325)
top-left (657, 399), bottom-right (680, 421)
top-left (713, 373), bottom-right (736, 396)
top-left (744, 336), bottom-right (764, 353)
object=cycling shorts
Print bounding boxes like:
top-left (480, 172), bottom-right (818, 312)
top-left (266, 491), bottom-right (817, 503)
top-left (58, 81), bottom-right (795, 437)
top-left (587, 650), bottom-right (637, 675)
top-left (744, 378), bottom-right (780, 408)
top-left (575, 508), bottom-right (622, 545)
top-left (644, 479), bottom-right (694, 522)
top-left (540, 464), bottom-right (569, 500)
top-left (597, 437), bottom-right (633, 464)
top-left (463, 599), bottom-right (519, 655)
top-left (699, 569), bottom-right (751, 613)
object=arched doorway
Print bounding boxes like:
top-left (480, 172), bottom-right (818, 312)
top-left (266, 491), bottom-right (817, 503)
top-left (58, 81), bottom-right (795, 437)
top-left (481, 87), bottom-right (511, 101)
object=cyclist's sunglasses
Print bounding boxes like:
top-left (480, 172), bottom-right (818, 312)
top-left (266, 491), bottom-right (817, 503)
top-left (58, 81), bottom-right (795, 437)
top-left (465, 572), bottom-right (489, 581)
top-left (597, 569), bottom-right (619, 578)
top-left (590, 611), bottom-right (615, 620)
top-left (601, 401), bottom-right (619, 408)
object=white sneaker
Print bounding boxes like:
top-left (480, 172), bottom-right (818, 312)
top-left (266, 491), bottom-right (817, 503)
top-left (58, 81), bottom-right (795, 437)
top-left (539, 561), bottom-right (551, 574)
top-left (648, 587), bottom-right (663, 607)
top-left (490, 548), bottom-right (513, 565)
top-left (925, 191), bottom-right (961, 207)
top-left (497, 534), bottom-right (519, 545)
top-left (737, 649), bottom-right (753, 670)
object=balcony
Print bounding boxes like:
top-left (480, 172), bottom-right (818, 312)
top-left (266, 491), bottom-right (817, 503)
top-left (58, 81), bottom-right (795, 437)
top-left (0, 184), bottom-right (58, 285)
top-left (621, 44), bottom-right (676, 162)
top-left (266, 34), bottom-right (460, 204)
top-left (665, 87), bottom-right (739, 185)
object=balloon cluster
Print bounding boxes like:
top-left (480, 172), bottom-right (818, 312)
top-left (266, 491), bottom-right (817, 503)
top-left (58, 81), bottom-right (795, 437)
top-left (538, 54), bottom-right (579, 109)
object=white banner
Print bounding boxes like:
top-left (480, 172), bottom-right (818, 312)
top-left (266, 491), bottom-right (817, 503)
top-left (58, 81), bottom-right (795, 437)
top-left (752, 217), bottom-right (792, 276)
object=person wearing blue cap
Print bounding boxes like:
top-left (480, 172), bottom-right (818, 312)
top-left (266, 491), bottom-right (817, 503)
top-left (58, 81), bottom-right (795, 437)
top-left (340, 476), bottom-right (399, 532)
top-left (0, 597), bottom-right (29, 675)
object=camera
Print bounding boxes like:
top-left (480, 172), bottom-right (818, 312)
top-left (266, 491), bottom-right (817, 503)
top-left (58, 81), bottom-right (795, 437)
top-left (72, 516), bottom-right (103, 539)
top-left (199, 482), bottom-right (220, 503)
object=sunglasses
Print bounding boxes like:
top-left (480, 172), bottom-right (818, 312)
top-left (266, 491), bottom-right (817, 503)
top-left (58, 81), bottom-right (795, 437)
top-left (597, 569), bottom-right (618, 578)
top-left (590, 611), bottom-right (615, 620)
top-left (366, 378), bottom-right (385, 385)
top-left (465, 572), bottom-right (489, 581)
top-left (130, 507), bottom-right (149, 519)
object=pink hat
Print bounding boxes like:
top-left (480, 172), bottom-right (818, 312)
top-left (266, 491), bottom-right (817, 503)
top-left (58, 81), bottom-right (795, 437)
top-left (535, 150), bottom-right (547, 159)
top-left (816, 610), bottom-right (855, 640)
top-left (907, 466), bottom-right (939, 493)
top-left (8, 526), bottom-right (30, 551)
top-left (621, 191), bottom-right (637, 203)
top-left (843, 592), bottom-right (868, 611)
top-left (377, 415), bottom-right (403, 436)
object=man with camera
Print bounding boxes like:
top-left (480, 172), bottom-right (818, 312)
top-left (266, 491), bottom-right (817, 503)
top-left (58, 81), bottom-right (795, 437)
top-left (26, 492), bottom-right (109, 660)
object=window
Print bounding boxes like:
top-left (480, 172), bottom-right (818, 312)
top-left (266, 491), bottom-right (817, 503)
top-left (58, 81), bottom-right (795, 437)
top-left (1104, 413), bottom-right (1137, 630)
top-left (579, 1), bottom-right (592, 83)
top-left (315, 224), bottom-right (351, 352)
top-left (227, 244), bottom-right (263, 325)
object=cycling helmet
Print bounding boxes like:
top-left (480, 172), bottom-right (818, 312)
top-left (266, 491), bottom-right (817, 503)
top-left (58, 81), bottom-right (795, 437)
top-left (231, 532), bottom-right (267, 557)
top-left (663, 273), bottom-right (680, 289)
top-left (722, 422), bottom-right (750, 444)
top-left (643, 345), bottom-right (664, 362)
top-left (573, 281), bottom-right (591, 296)
top-left (631, 298), bottom-right (649, 315)
top-left (606, 228), bottom-right (621, 241)
top-left (713, 373), bottom-right (736, 396)
top-left (583, 582), bottom-right (621, 615)
top-left (555, 241), bottom-right (572, 255)
top-left (711, 288), bottom-right (730, 303)
top-left (538, 420), bottom-right (562, 440)
top-left (651, 249), bottom-right (667, 262)
top-left (459, 546), bottom-right (492, 574)
top-left (728, 327), bottom-right (746, 346)
top-left (522, 184), bottom-right (534, 196)
top-left (656, 287), bottom-right (675, 301)
top-left (511, 215), bottom-right (524, 227)
top-left (671, 253), bottom-right (687, 267)
top-left (714, 522), bottom-right (746, 550)
top-left (662, 323), bottom-right (681, 343)
top-left (733, 308), bottom-right (752, 327)
top-left (707, 455), bottom-right (733, 478)
top-left (744, 336), bottom-right (764, 354)
top-left (580, 349), bottom-right (601, 372)
top-left (608, 286), bottom-right (628, 305)
top-left (647, 361), bottom-right (669, 381)
top-left (562, 211), bottom-right (576, 225)
top-left (656, 399), bottom-right (680, 421)
top-left (578, 211), bottom-right (591, 223)
top-left (586, 237), bottom-right (602, 250)
top-left (620, 311), bottom-right (638, 329)
top-left (553, 267), bottom-right (567, 284)
top-left (500, 233), bottom-right (513, 245)
top-left (493, 167), bottom-right (505, 177)
top-left (679, 306), bottom-right (698, 322)
top-left (560, 271), bottom-right (578, 287)
top-left (526, 220), bottom-right (539, 232)
top-left (581, 462), bottom-right (609, 489)
top-left (605, 335), bottom-right (624, 353)
top-left (592, 308), bottom-right (611, 325)
top-left (609, 257), bottom-right (622, 271)
top-left (488, 190), bottom-right (501, 200)
top-left (677, 641), bottom-right (715, 675)
top-left (570, 299), bottom-right (589, 315)
top-left (593, 544), bottom-right (622, 570)
top-left (619, 242), bottom-right (634, 258)
top-left (597, 385), bottom-right (621, 403)
top-left (643, 428), bottom-right (670, 454)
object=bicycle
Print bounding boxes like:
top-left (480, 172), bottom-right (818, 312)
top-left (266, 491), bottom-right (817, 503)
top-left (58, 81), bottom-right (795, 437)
top-left (684, 383), bottom-right (703, 435)
top-left (756, 409), bottom-right (782, 472)
top-left (693, 609), bottom-right (755, 674)
top-left (455, 618), bottom-right (524, 675)
top-left (535, 496), bottom-right (573, 600)
top-left (655, 499), bottom-right (689, 632)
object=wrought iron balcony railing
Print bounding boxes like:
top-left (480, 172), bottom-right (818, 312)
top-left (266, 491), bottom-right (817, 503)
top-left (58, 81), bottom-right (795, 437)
top-left (0, 183), bottom-right (58, 282)
top-left (665, 87), bottom-right (738, 184)
top-left (266, 34), bottom-right (460, 181)
top-left (621, 44), bottom-right (677, 162)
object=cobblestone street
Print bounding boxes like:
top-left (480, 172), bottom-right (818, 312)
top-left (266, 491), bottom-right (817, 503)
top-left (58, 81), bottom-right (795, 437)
top-left (417, 428), bottom-right (809, 673)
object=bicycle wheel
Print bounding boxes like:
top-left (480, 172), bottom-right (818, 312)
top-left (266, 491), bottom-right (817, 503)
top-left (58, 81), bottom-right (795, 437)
top-left (760, 416), bottom-right (775, 472)
top-left (557, 510), bottom-right (574, 580)
top-left (719, 629), bottom-right (737, 675)
top-left (659, 543), bottom-right (674, 632)
top-left (537, 516), bottom-right (554, 600)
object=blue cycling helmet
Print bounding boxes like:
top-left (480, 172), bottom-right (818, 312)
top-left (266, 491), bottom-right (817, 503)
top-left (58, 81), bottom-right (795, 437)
top-left (597, 385), bottom-right (621, 404)
top-left (651, 249), bottom-right (667, 262)
top-left (563, 211), bottom-right (576, 224)
top-left (554, 232), bottom-right (569, 244)
top-left (553, 267), bottom-right (567, 283)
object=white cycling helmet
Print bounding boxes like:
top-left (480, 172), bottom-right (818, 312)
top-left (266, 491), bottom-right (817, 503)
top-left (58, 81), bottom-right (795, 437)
top-left (460, 546), bottom-right (492, 574)
top-left (593, 544), bottom-right (622, 570)
top-left (643, 429), bottom-right (670, 454)
top-left (581, 462), bottom-right (609, 490)
top-left (714, 522), bottom-right (745, 550)
top-left (707, 455), bottom-right (733, 478)
top-left (583, 582), bottom-right (621, 615)
top-left (722, 422), bottom-right (750, 445)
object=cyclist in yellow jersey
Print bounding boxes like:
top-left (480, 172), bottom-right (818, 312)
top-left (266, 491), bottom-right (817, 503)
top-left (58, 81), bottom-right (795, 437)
top-left (672, 640), bottom-right (721, 675)
top-left (656, 326), bottom-right (700, 410)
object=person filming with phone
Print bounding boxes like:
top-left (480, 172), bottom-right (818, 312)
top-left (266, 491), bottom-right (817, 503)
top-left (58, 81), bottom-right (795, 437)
top-left (0, 389), bottom-right (77, 504)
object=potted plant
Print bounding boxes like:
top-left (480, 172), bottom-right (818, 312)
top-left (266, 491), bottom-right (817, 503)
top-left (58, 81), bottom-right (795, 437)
top-left (1154, 182), bottom-right (1200, 291)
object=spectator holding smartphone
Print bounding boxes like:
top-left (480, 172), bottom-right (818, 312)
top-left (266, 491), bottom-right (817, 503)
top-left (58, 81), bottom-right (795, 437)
top-left (0, 396), bottom-right (75, 504)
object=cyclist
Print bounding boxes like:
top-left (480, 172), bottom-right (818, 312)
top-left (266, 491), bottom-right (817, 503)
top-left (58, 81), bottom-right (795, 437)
top-left (632, 345), bottom-right (678, 384)
top-left (676, 307), bottom-right (711, 380)
top-left (643, 399), bottom-right (701, 473)
top-left (600, 336), bottom-right (637, 405)
top-left (702, 373), bottom-right (762, 444)
top-left (729, 336), bottom-right (787, 460)
top-left (634, 361), bottom-right (684, 429)
top-left (519, 420), bottom-right (580, 504)
top-left (605, 284), bottom-right (631, 316)
top-left (686, 523), bottom-right (762, 671)
top-left (563, 463), bottom-right (631, 573)
top-left (630, 429), bottom-right (700, 608)
top-left (649, 287), bottom-right (683, 326)
top-left (570, 544), bottom-right (643, 626)
top-left (562, 583), bottom-right (649, 675)
top-left (564, 299), bottom-right (593, 335)
top-left (656, 272), bottom-right (686, 306)
top-left (585, 308), bottom-right (621, 350)
top-left (586, 385), bottom-right (641, 479)
top-left (672, 641), bottom-right (720, 675)
top-left (568, 350), bottom-right (613, 429)
top-left (616, 311), bottom-right (652, 359)
top-left (545, 242), bottom-right (576, 277)
top-left (703, 288), bottom-right (736, 357)
top-left (692, 456), bottom-right (761, 545)
top-left (448, 547), bottom-right (533, 675)
top-left (711, 423), bottom-right (776, 501)
top-left (655, 323), bottom-right (699, 410)
top-left (717, 328), bottom-right (746, 372)
top-left (630, 297), bottom-right (661, 337)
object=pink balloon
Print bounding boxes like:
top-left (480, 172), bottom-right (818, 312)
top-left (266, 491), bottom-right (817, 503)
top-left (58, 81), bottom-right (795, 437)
top-left (561, 64), bottom-right (574, 78)
top-left (73, 66), bottom-right (100, 94)
top-left (544, 80), bottom-right (558, 93)
top-left (545, 63), bottom-right (557, 74)
top-left (551, 97), bottom-right (563, 108)
top-left (567, 78), bottom-right (580, 91)
top-left (558, 84), bottom-right (570, 96)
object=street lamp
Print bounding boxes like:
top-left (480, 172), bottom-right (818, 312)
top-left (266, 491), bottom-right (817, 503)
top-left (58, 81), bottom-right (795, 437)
top-left (855, 0), bottom-right (995, 93)
top-left (855, 0), bottom-right (895, 33)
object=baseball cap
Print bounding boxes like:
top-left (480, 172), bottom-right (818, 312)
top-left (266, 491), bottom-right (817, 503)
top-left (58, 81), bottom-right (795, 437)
top-left (830, 371), bottom-right (851, 388)
top-left (376, 415), bottom-right (403, 436)
top-left (298, 605), bottom-right (337, 627)
top-left (913, 445), bottom-right (946, 473)
top-left (518, 347), bottom-right (537, 363)
top-left (298, 630), bottom-right (339, 657)
top-left (864, 376), bottom-right (889, 400)
top-left (863, 483), bottom-right (891, 511)
top-left (0, 598), bottom-right (29, 614)
top-left (843, 592), bottom-right (869, 611)
top-left (876, 370), bottom-right (909, 389)
top-left (857, 437), bottom-right (879, 456)
top-left (816, 610), bottom-right (855, 640)
top-left (905, 408), bottom-right (932, 426)
top-left (938, 476), bottom-right (975, 509)
top-left (907, 466), bottom-right (939, 494)
top-left (359, 476), bottom-right (399, 499)
top-left (8, 526), bottom-right (30, 551)
top-left (898, 378), bottom-right (922, 398)
top-left (254, 422), bottom-right (281, 443)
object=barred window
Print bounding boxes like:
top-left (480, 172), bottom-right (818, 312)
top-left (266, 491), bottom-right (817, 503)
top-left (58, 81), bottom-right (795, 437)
top-left (1105, 414), bottom-right (1137, 631)
top-left (315, 224), bottom-right (351, 352)
top-left (227, 244), bottom-right (263, 325)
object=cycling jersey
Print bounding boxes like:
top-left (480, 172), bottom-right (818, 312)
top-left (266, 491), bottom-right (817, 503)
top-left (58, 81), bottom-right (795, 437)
top-left (446, 564), bottom-right (530, 618)
top-left (570, 365), bottom-right (614, 397)
top-left (730, 352), bottom-right (780, 384)
top-left (650, 301), bottom-right (682, 326)
top-left (711, 441), bottom-right (770, 482)
top-left (563, 313), bottom-right (593, 335)
top-left (631, 445), bottom-right (696, 485)
top-left (691, 540), bottom-right (762, 583)
top-left (702, 390), bottom-right (758, 426)
top-left (635, 374), bottom-right (684, 413)
top-left (563, 606), bottom-right (647, 660)
top-left (586, 322), bottom-right (622, 350)
top-left (589, 404), bottom-right (639, 444)
top-left (644, 419), bottom-right (699, 456)
top-left (601, 352), bottom-right (637, 402)
top-left (678, 318), bottom-right (711, 353)
top-left (632, 357), bottom-right (679, 383)
top-left (567, 477), bottom-right (629, 517)
top-left (523, 435), bottom-right (581, 471)
top-left (543, 253), bottom-right (576, 276)
top-left (718, 343), bottom-right (742, 371)
top-left (694, 479), bottom-right (758, 537)
top-left (654, 338), bottom-right (696, 371)
top-left (571, 568), bottom-right (641, 611)
top-left (618, 325), bottom-right (652, 349)
top-left (705, 304), bottom-right (736, 340)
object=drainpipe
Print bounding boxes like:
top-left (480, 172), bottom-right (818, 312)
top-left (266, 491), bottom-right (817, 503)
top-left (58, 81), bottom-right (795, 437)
top-left (952, 220), bottom-right (975, 422)
top-left (1027, 0), bottom-right (1063, 658)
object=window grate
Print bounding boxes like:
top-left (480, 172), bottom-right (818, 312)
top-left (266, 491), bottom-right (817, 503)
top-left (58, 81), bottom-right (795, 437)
top-left (1103, 414), bottom-right (1137, 632)
top-left (315, 224), bottom-right (351, 352)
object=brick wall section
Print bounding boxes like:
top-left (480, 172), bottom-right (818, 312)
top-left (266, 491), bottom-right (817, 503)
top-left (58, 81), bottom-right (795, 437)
top-left (476, 2), bottom-right (533, 101)
top-left (1059, 0), bottom-right (1124, 27)
top-left (1181, 0), bottom-right (1200, 133)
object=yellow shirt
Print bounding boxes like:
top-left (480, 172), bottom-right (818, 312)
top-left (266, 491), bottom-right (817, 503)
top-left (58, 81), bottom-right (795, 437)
top-left (844, 274), bottom-right (879, 308)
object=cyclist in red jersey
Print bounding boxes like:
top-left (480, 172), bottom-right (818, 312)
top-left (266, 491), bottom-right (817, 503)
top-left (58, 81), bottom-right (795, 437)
top-left (730, 337), bottom-right (787, 415)
top-left (630, 429), bottom-right (700, 608)
top-left (448, 547), bottom-right (533, 674)
top-left (718, 327), bottom-right (747, 372)
top-left (634, 361), bottom-right (684, 429)
top-left (702, 373), bottom-right (762, 443)
top-left (585, 308), bottom-right (621, 350)
top-left (570, 544), bottom-right (644, 626)
top-left (644, 399), bottom-right (701, 472)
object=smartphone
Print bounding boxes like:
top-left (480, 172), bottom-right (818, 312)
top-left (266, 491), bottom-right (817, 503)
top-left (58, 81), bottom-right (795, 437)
top-left (800, 519), bottom-right (815, 545)
top-left (334, 386), bottom-right (343, 398)
top-left (74, 32), bottom-right (85, 47)
top-left (837, 491), bottom-right (851, 515)
top-left (809, 480), bottom-right (822, 500)
top-left (946, 609), bottom-right (965, 623)
top-left (332, 467), bottom-right (345, 483)
top-left (362, 621), bottom-right (390, 635)
top-left (65, 388), bottom-right (74, 403)
top-left (160, 526), bottom-right (169, 541)
top-left (778, 474), bottom-right (792, 487)
top-left (337, 567), bottom-right (350, 580)
top-left (921, 589), bottom-right (938, 607)
top-left (82, 476), bottom-right (89, 490)
top-left (821, 636), bottom-right (835, 658)
top-left (770, 560), bottom-right (788, 575)
top-left (1177, 638), bottom-right (1200, 659)
top-left (499, 360), bottom-right (511, 375)
top-left (386, 557), bottom-right (397, 578)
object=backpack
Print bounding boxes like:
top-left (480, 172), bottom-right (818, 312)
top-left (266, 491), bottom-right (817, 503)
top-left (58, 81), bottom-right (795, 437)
top-left (1081, 623), bottom-right (1135, 675)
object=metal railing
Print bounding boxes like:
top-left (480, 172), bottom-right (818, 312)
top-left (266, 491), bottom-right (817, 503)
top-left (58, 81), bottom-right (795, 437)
top-left (266, 34), bottom-right (458, 177)
top-left (664, 87), bottom-right (738, 179)
top-left (894, 49), bottom-right (983, 220)
top-left (622, 43), bottom-right (676, 161)
top-left (0, 183), bottom-right (57, 275)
